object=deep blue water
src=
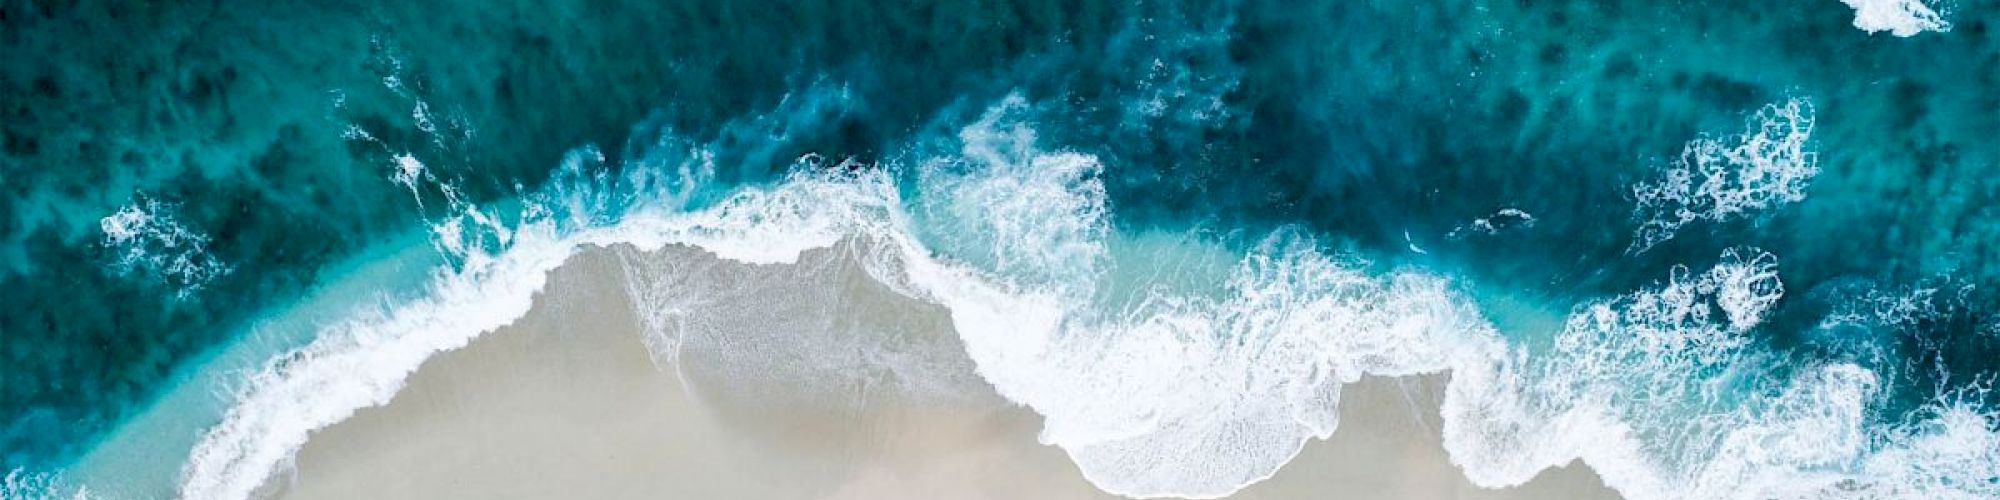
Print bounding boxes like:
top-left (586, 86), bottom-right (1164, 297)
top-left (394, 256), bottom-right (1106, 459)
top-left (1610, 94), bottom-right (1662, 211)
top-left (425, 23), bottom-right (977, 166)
top-left (4, 0), bottom-right (1999, 497)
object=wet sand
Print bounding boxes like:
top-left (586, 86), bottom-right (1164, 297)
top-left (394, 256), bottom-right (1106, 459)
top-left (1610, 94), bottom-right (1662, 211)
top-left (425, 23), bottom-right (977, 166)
top-left (265, 244), bottom-right (1621, 500)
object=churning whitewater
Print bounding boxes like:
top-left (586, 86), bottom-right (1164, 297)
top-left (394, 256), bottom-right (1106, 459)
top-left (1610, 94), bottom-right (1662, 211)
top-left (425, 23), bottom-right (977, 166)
top-left (4, 0), bottom-right (1997, 499)
top-left (172, 92), bottom-right (1996, 500)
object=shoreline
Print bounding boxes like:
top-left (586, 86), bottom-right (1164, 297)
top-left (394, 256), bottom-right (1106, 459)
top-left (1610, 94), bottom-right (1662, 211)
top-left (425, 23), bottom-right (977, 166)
top-left (258, 243), bottom-right (1621, 500)
top-left (59, 233), bottom-right (448, 500)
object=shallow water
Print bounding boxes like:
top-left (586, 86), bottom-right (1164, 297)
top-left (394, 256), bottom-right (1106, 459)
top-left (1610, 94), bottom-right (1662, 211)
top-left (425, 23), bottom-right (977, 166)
top-left (4, 0), bottom-right (1998, 498)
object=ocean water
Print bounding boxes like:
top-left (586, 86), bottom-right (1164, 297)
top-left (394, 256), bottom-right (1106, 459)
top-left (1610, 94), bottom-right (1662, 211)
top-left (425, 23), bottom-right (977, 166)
top-left (4, 0), bottom-right (1999, 498)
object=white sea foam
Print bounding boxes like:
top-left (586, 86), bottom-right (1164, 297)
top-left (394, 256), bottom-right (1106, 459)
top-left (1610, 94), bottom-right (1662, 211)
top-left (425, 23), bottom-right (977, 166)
top-left (1440, 249), bottom-right (2000, 500)
top-left (1631, 99), bottom-right (1818, 253)
top-left (2, 469), bottom-right (89, 500)
top-left (343, 79), bottom-right (513, 265)
top-left (1839, 0), bottom-right (1952, 37)
top-left (388, 154), bottom-right (427, 206)
top-left (890, 97), bottom-right (1493, 497)
top-left (175, 95), bottom-right (2000, 500)
top-left (1834, 394), bottom-right (2000, 499)
top-left (175, 160), bottom-right (879, 500)
top-left (1819, 281), bottom-right (1962, 332)
top-left (176, 94), bottom-right (1477, 500)
top-left (180, 80), bottom-right (891, 498)
top-left (99, 195), bottom-right (230, 297)
top-left (1449, 208), bottom-right (1536, 239)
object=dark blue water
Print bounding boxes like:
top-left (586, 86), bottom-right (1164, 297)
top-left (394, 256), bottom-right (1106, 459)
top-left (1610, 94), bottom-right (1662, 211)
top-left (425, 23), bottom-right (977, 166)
top-left (4, 0), bottom-right (1998, 497)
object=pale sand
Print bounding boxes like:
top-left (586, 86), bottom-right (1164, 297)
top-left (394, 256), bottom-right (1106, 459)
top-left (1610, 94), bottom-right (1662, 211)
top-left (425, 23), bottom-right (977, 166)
top-left (265, 244), bottom-right (1623, 500)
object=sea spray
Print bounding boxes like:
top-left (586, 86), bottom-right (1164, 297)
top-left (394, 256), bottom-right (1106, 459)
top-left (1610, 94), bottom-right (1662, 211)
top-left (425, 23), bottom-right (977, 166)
top-left (172, 86), bottom-right (2000, 500)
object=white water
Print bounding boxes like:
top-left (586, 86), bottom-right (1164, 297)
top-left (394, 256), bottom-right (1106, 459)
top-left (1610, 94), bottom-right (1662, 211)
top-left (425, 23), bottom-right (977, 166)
top-left (1838, 0), bottom-right (1952, 37)
top-left (98, 195), bottom-right (230, 297)
top-left (1631, 98), bottom-right (1819, 253)
top-left (2, 469), bottom-right (88, 500)
top-left (22, 2), bottom-right (1986, 497)
top-left (160, 94), bottom-right (2000, 500)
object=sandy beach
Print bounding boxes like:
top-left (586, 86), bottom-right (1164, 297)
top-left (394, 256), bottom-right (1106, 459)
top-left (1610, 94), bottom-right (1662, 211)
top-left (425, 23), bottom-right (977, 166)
top-left (262, 244), bottom-right (1622, 500)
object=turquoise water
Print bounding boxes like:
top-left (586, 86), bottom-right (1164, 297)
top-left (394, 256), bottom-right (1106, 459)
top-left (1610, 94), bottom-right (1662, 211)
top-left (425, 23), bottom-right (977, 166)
top-left (4, 0), bottom-right (1999, 497)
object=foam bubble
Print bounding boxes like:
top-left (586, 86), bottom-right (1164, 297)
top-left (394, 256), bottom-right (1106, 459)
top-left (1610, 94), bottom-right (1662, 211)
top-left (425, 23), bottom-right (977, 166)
top-left (1631, 99), bottom-right (1818, 252)
top-left (342, 78), bottom-right (516, 268)
top-left (3, 468), bottom-right (89, 500)
top-left (883, 100), bottom-right (1498, 498)
top-left (914, 94), bottom-right (1111, 289)
top-left (1441, 250), bottom-right (1828, 496)
top-left (1820, 282), bottom-right (1952, 331)
top-left (1440, 249), bottom-right (2000, 500)
top-left (388, 154), bottom-right (427, 206)
top-left (909, 231), bottom-right (1490, 498)
top-left (1838, 0), bottom-right (1952, 37)
top-left (1449, 208), bottom-right (1537, 239)
top-left (1836, 395), bottom-right (2000, 499)
top-left (98, 195), bottom-right (231, 297)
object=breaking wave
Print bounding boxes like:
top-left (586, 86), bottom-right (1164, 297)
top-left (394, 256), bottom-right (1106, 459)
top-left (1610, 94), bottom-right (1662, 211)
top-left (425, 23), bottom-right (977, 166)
top-left (170, 93), bottom-right (2000, 500)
